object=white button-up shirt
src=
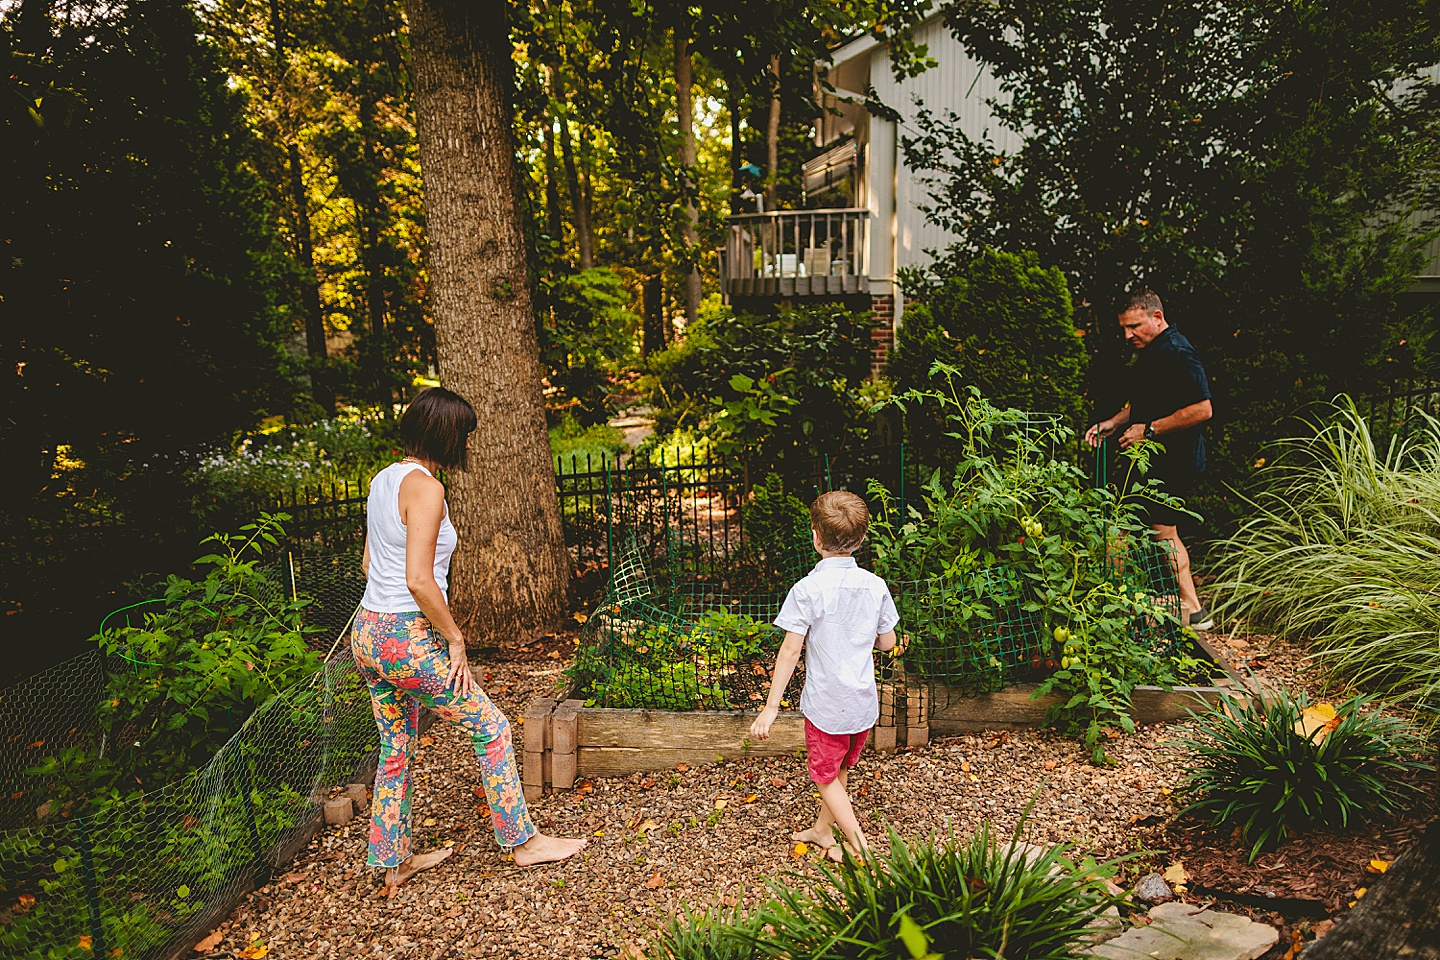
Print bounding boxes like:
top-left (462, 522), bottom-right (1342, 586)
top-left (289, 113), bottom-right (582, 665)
top-left (774, 556), bottom-right (900, 735)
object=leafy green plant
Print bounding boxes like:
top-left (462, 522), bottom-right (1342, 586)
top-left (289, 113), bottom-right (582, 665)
top-left (536, 267), bottom-right (640, 425)
top-left (550, 414), bottom-right (630, 473)
top-left (893, 246), bottom-right (1087, 456)
top-left (649, 904), bottom-right (760, 960)
top-left (870, 366), bottom-right (1196, 761)
top-left (29, 514), bottom-right (323, 806)
top-left (1209, 400), bottom-right (1440, 725)
top-left (742, 472), bottom-right (811, 559)
top-left (741, 823), bottom-right (1122, 960)
top-left (1177, 685), bottom-right (1433, 861)
top-left (642, 303), bottom-right (877, 463)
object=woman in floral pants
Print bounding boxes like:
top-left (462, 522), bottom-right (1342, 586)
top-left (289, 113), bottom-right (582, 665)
top-left (356, 388), bottom-right (585, 887)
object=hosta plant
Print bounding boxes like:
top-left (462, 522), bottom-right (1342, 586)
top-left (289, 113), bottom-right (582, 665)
top-left (1178, 685), bottom-right (1433, 861)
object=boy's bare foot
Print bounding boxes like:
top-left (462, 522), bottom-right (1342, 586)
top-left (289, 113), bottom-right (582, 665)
top-left (513, 832), bottom-right (587, 866)
top-left (384, 847), bottom-right (453, 888)
top-left (791, 826), bottom-right (836, 848)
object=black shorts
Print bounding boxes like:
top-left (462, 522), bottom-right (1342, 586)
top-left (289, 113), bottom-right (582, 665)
top-left (1131, 471), bottom-right (1195, 529)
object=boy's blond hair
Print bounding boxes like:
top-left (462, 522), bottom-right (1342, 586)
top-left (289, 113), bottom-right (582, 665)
top-left (810, 490), bottom-right (869, 553)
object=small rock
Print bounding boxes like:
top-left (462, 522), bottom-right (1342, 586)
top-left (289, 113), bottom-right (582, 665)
top-left (1134, 872), bottom-right (1174, 903)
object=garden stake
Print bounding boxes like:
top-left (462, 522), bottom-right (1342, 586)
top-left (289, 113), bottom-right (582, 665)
top-left (229, 744), bottom-right (271, 887)
top-left (75, 816), bottom-right (108, 958)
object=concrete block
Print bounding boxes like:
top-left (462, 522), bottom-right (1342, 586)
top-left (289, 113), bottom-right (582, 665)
top-left (523, 783), bottom-right (544, 804)
top-left (872, 725), bottom-right (898, 753)
top-left (905, 723), bottom-right (929, 748)
top-left (344, 783), bottom-right (369, 812)
top-left (552, 703), bottom-right (579, 755)
top-left (552, 751), bottom-right (577, 789)
top-left (522, 750), bottom-right (546, 787)
top-left (323, 797), bottom-right (354, 826)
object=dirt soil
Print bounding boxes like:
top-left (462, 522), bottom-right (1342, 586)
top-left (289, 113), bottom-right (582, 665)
top-left (190, 631), bottom-right (1432, 960)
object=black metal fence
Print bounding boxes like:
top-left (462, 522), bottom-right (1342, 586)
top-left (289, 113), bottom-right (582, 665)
top-left (1358, 378), bottom-right (1440, 453)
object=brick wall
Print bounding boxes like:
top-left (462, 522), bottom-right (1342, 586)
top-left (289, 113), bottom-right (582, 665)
top-left (870, 294), bottom-right (895, 375)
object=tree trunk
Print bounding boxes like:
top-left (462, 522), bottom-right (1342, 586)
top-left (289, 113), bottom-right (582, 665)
top-left (406, 0), bottom-right (570, 644)
top-left (1300, 818), bottom-right (1440, 959)
top-left (557, 108), bottom-right (593, 270)
top-left (641, 273), bottom-right (665, 356)
top-left (542, 117), bottom-right (563, 248)
top-left (270, 0), bottom-right (331, 413)
top-left (674, 25), bottom-right (702, 326)
top-left (765, 53), bottom-right (781, 209)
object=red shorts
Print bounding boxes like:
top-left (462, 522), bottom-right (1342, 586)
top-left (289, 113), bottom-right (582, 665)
top-left (804, 718), bottom-right (868, 785)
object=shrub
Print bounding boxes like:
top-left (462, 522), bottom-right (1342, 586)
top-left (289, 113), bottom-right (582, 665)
top-left (1208, 399), bottom-right (1440, 724)
top-left (739, 824), bottom-right (1122, 960)
top-left (870, 367), bottom-right (1199, 761)
top-left (550, 414), bottom-right (629, 473)
top-left (192, 408), bottom-right (398, 500)
top-left (537, 267), bottom-right (641, 425)
top-left (742, 472), bottom-right (811, 557)
top-left (1178, 685), bottom-right (1432, 861)
top-left (28, 514), bottom-right (323, 807)
top-left (893, 248), bottom-right (1086, 465)
top-left (643, 303), bottom-right (877, 464)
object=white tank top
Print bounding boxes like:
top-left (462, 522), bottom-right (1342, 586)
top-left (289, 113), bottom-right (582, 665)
top-left (360, 461), bottom-right (458, 613)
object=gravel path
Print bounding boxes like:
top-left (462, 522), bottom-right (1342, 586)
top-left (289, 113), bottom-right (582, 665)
top-left (198, 634), bottom-right (1319, 959)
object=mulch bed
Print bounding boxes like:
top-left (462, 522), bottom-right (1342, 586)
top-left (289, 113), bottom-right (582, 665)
top-left (186, 630), bottom-right (1436, 959)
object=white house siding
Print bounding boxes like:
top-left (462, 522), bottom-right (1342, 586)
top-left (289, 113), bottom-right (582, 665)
top-left (866, 17), bottom-right (1021, 279)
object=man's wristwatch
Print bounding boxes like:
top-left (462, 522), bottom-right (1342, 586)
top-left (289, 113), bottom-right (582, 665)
top-left (1143, 422), bottom-right (1157, 441)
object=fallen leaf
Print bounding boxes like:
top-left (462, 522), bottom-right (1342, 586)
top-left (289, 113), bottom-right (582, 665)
top-left (675, 763), bottom-right (690, 772)
top-left (593, 829), bottom-right (606, 837)
top-left (577, 780), bottom-right (595, 794)
top-left (637, 819), bottom-right (660, 833)
top-left (792, 842), bottom-right (809, 857)
top-left (1296, 702), bottom-right (1339, 741)
top-left (714, 798), bottom-right (727, 810)
top-left (769, 778), bottom-right (787, 788)
top-left (1044, 759), bottom-right (1057, 771)
top-left (1354, 886), bottom-right (1367, 899)
top-left (419, 735), bottom-right (435, 746)
top-left (961, 761), bottom-right (972, 773)
top-left (644, 872), bottom-right (664, 889)
top-left (1312, 920), bottom-right (1334, 939)
top-left (573, 613), bottom-right (588, 624)
top-left (78, 936), bottom-right (93, 951)
top-left (422, 817), bottom-right (437, 827)
top-left (1163, 862), bottom-right (1189, 887)
top-left (17, 893), bottom-right (34, 913)
top-left (1366, 859), bottom-right (1391, 874)
top-left (639, 778), bottom-right (656, 790)
top-left (193, 931), bottom-right (223, 953)
top-left (742, 793), bottom-right (758, 803)
top-left (238, 943), bottom-right (269, 960)
top-left (548, 650), bottom-right (561, 659)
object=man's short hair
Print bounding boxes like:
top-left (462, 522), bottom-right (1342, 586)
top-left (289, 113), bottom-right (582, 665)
top-left (810, 490), bottom-right (869, 553)
top-left (401, 387), bottom-right (478, 471)
top-left (1119, 288), bottom-right (1164, 316)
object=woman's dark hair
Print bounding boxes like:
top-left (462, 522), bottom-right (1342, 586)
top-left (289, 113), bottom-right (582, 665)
top-left (400, 387), bottom-right (478, 471)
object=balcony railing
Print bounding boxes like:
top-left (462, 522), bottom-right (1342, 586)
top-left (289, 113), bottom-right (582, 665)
top-left (722, 208), bottom-right (869, 299)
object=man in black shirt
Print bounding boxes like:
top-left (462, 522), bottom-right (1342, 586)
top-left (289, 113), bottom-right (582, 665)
top-left (1085, 289), bottom-right (1214, 630)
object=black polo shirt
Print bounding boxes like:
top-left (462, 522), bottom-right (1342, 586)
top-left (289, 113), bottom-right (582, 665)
top-left (1128, 325), bottom-right (1211, 477)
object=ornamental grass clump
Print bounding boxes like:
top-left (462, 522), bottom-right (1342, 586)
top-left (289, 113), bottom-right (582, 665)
top-left (1178, 685), bottom-right (1432, 862)
top-left (743, 824), bottom-right (1121, 960)
top-left (1209, 399), bottom-right (1440, 725)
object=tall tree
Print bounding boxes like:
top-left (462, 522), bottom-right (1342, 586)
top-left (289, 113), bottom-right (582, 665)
top-left (406, 0), bottom-right (570, 642)
top-left (674, 19), bottom-right (702, 325)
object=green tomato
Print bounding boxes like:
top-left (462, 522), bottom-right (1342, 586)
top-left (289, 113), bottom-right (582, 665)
top-left (1053, 626), bottom-right (1072, 643)
top-left (1060, 656), bottom-right (1071, 668)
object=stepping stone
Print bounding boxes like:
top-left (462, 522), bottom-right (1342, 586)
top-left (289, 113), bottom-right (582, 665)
top-left (1085, 902), bottom-right (1278, 960)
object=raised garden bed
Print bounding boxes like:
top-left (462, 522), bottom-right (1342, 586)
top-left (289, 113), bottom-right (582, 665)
top-left (521, 671), bottom-right (1247, 798)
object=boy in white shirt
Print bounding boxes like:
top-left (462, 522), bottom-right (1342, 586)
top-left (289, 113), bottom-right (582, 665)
top-left (749, 490), bottom-right (901, 861)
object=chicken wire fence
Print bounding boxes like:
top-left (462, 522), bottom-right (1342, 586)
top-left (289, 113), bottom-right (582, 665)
top-left (0, 555), bottom-right (373, 960)
top-left (566, 520), bottom-right (1185, 723)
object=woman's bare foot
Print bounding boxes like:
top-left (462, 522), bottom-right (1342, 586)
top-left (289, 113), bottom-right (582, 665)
top-left (791, 826), bottom-right (836, 848)
top-left (826, 840), bottom-right (866, 863)
top-left (513, 832), bottom-right (587, 866)
top-left (384, 847), bottom-right (453, 888)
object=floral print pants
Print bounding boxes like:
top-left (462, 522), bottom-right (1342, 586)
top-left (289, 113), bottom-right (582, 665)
top-left (352, 608), bottom-right (536, 867)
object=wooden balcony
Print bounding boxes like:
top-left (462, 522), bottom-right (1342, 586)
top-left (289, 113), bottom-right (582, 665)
top-left (721, 209), bottom-right (869, 299)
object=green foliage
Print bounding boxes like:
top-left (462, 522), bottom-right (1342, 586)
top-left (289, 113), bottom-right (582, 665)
top-left (907, 1), bottom-right (1440, 502)
top-left (538, 267), bottom-right (641, 424)
top-left (651, 904), bottom-right (762, 960)
top-left (550, 414), bottom-right (630, 474)
top-left (644, 304), bottom-right (877, 463)
top-left (572, 610), bottom-right (778, 709)
top-left (871, 367), bottom-right (1197, 761)
top-left (30, 515), bottom-right (323, 805)
top-left (728, 824), bottom-right (1121, 960)
top-left (743, 473), bottom-right (811, 557)
top-left (1178, 686), bottom-right (1433, 861)
top-left (893, 248), bottom-right (1087, 454)
top-left (193, 410), bottom-right (400, 500)
top-left (1209, 400), bottom-right (1440, 725)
